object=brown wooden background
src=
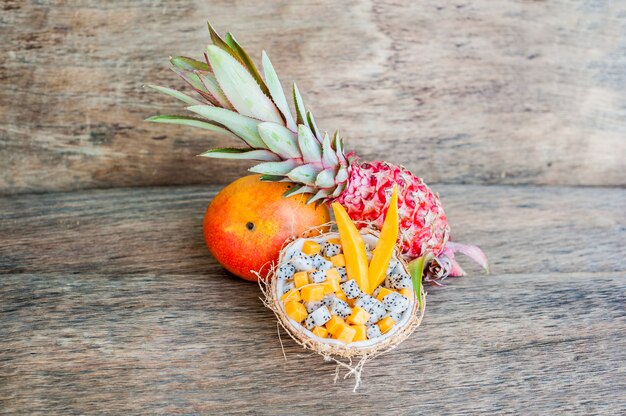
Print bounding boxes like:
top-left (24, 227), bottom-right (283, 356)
top-left (1, 1), bottom-right (625, 415)
top-left (2, 0), bottom-right (625, 195)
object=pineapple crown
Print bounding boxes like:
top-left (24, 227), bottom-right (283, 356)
top-left (146, 22), bottom-right (350, 203)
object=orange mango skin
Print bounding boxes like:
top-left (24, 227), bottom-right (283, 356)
top-left (203, 175), bottom-right (330, 281)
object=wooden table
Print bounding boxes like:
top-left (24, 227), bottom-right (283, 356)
top-left (1, 184), bottom-right (624, 414)
top-left (2, 0), bottom-right (626, 413)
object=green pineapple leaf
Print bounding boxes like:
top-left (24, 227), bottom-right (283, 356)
top-left (145, 85), bottom-right (203, 106)
top-left (408, 254), bottom-right (433, 311)
top-left (207, 21), bottom-right (241, 61)
top-left (307, 188), bottom-right (331, 204)
top-left (258, 122), bottom-right (301, 159)
top-left (249, 160), bottom-right (299, 175)
top-left (297, 124), bottom-right (322, 164)
top-left (283, 184), bottom-right (315, 197)
top-left (315, 168), bottom-right (336, 188)
top-left (170, 56), bottom-right (210, 72)
top-left (321, 132), bottom-right (339, 167)
top-left (145, 115), bottom-right (236, 138)
top-left (206, 45), bottom-right (283, 124)
top-left (224, 32), bottom-right (271, 98)
top-left (262, 51), bottom-right (297, 131)
top-left (260, 174), bottom-right (284, 182)
top-left (196, 72), bottom-right (234, 110)
top-left (187, 105), bottom-right (266, 149)
top-left (199, 148), bottom-right (280, 161)
top-left (292, 83), bottom-right (307, 126)
top-left (287, 164), bottom-right (321, 186)
top-left (306, 111), bottom-right (322, 141)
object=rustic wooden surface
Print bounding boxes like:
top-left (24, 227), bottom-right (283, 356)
top-left (2, 0), bottom-right (626, 195)
top-left (1, 184), bottom-right (625, 414)
top-left (2, 0), bottom-right (625, 413)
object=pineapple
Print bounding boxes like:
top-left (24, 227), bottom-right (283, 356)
top-left (146, 23), bottom-right (487, 279)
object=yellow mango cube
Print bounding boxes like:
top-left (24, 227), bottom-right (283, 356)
top-left (333, 324), bottom-right (357, 344)
top-left (351, 324), bottom-right (367, 341)
top-left (335, 290), bottom-right (348, 302)
top-left (323, 280), bottom-right (339, 294)
top-left (375, 287), bottom-right (396, 302)
top-left (302, 240), bottom-right (321, 255)
top-left (285, 300), bottom-right (307, 323)
top-left (330, 254), bottom-right (346, 267)
top-left (300, 284), bottom-right (325, 302)
top-left (347, 306), bottom-right (371, 325)
top-left (377, 316), bottom-right (396, 334)
top-left (293, 271), bottom-right (309, 288)
top-left (281, 288), bottom-right (301, 303)
top-left (399, 288), bottom-right (414, 299)
top-left (325, 268), bottom-right (341, 281)
top-left (346, 297), bottom-right (357, 307)
top-left (323, 274), bottom-right (341, 294)
top-left (328, 238), bottom-right (341, 246)
top-left (311, 326), bottom-right (328, 338)
top-left (325, 316), bottom-right (345, 335)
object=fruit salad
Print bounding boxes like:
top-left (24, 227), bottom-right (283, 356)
top-left (275, 187), bottom-right (417, 346)
top-left (276, 233), bottom-right (415, 345)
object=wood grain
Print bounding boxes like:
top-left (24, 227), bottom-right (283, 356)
top-left (1, 184), bottom-right (625, 414)
top-left (1, 272), bottom-right (624, 415)
top-left (2, 0), bottom-right (626, 195)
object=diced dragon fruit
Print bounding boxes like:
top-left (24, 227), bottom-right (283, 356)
top-left (386, 258), bottom-right (400, 276)
top-left (329, 297), bottom-right (352, 319)
top-left (309, 305), bottom-right (332, 326)
top-left (382, 292), bottom-right (410, 314)
top-left (318, 260), bottom-right (333, 271)
top-left (282, 281), bottom-right (295, 295)
top-left (385, 273), bottom-right (412, 290)
top-left (322, 242), bottom-right (341, 257)
top-left (304, 314), bottom-right (316, 330)
top-left (304, 300), bottom-right (324, 313)
top-left (382, 311), bottom-right (404, 323)
top-left (355, 294), bottom-right (377, 312)
top-left (336, 267), bottom-right (348, 282)
top-left (340, 280), bottom-right (362, 299)
top-left (310, 254), bottom-right (326, 269)
top-left (309, 270), bottom-right (327, 283)
top-left (291, 256), bottom-right (314, 272)
top-left (366, 325), bottom-right (382, 339)
top-left (277, 263), bottom-right (296, 280)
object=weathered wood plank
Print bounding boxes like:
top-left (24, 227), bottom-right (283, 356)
top-left (1, 271), bottom-right (624, 414)
top-left (2, 0), bottom-right (625, 194)
top-left (1, 184), bottom-right (624, 276)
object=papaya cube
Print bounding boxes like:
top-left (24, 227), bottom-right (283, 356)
top-left (311, 326), bottom-right (329, 338)
top-left (377, 316), bottom-right (396, 334)
top-left (330, 254), bottom-right (346, 267)
top-left (293, 271), bottom-right (310, 288)
top-left (285, 300), bottom-right (307, 323)
top-left (302, 240), bottom-right (321, 255)
top-left (280, 288), bottom-right (301, 303)
top-left (334, 290), bottom-right (348, 302)
top-left (323, 274), bottom-right (341, 294)
top-left (347, 306), bottom-right (371, 325)
top-left (300, 284), bottom-right (325, 302)
top-left (351, 324), bottom-right (367, 341)
top-left (333, 324), bottom-right (357, 344)
top-left (328, 238), bottom-right (342, 246)
top-left (325, 315), bottom-right (345, 335)
top-left (399, 288), bottom-right (414, 299)
top-left (325, 268), bottom-right (341, 281)
top-left (376, 287), bottom-right (396, 302)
